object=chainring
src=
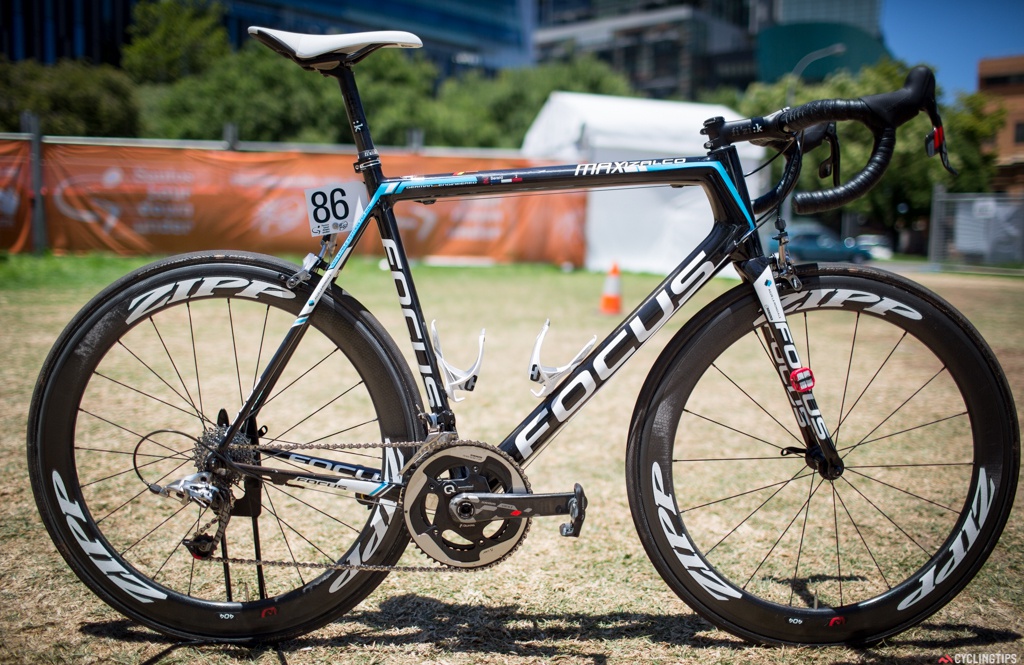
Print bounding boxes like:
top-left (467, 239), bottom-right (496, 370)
top-left (402, 441), bottom-right (531, 569)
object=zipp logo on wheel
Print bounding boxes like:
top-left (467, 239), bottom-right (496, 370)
top-left (126, 277), bottom-right (295, 325)
top-left (650, 462), bottom-right (741, 601)
top-left (52, 470), bottom-right (167, 603)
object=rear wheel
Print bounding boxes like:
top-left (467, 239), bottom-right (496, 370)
top-left (627, 265), bottom-right (1018, 645)
top-left (28, 252), bottom-right (423, 643)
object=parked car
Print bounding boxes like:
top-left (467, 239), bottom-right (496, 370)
top-left (768, 227), bottom-right (873, 264)
top-left (856, 234), bottom-right (895, 260)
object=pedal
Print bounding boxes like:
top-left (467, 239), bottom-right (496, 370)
top-left (559, 483), bottom-right (587, 538)
top-left (448, 483), bottom-right (588, 537)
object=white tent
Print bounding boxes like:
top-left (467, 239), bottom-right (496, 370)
top-left (522, 92), bottom-right (767, 275)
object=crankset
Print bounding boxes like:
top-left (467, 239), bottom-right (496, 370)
top-left (402, 441), bottom-right (588, 569)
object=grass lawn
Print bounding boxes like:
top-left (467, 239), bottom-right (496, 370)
top-left (1, 253), bottom-right (1021, 664)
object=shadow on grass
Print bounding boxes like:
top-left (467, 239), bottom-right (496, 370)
top-left (79, 594), bottom-right (1022, 664)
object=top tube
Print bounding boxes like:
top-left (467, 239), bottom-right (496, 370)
top-left (376, 153), bottom-right (756, 230)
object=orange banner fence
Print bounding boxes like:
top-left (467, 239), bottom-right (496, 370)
top-left (0, 137), bottom-right (586, 267)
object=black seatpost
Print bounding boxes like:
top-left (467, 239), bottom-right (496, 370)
top-left (333, 65), bottom-right (385, 190)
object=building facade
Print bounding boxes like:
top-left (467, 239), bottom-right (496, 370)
top-left (533, 0), bottom-right (889, 100)
top-left (1, 0), bottom-right (534, 77)
top-left (221, 0), bottom-right (535, 75)
top-left (1, 0), bottom-right (133, 66)
top-left (534, 1), bottom-right (755, 99)
top-left (980, 55), bottom-right (1024, 194)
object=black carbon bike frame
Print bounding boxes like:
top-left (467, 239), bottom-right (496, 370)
top-left (217, 67), bottom-right (844, 496)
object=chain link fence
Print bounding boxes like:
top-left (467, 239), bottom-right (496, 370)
top-left (929, 185), bottom-right (1024, 272)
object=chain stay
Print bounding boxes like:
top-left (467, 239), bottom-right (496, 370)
top-left (194, 436), bottom-right (495, 574)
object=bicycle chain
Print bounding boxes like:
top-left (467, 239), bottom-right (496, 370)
top-left (197, 436), bottom-right (485, 574)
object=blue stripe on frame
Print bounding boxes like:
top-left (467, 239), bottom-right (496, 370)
top-left (643, 161), bottom-right (754, 229)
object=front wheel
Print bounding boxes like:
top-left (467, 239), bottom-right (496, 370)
top-left (626, 264), bottom-right (1018, 645)
top-left (27, 251), bottom-right (424, 644)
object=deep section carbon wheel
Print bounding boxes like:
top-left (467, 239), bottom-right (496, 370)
top-left (27, 251), bottom-right (423, 643)
top-left (627, 264), bottom-right (1018, 646)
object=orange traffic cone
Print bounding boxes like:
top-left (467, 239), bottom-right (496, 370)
top-left (600, 262), bottom-right (622, 315)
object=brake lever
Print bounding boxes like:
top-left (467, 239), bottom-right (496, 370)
top-left (814, 122), bottom-right (841, 187)
top-left (923, 92), bottom-right (958, 176)
top-left (926, 125), bottom-right (958, 176)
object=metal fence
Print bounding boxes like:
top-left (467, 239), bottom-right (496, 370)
top-left (929, 184), bottom-right (1024, 271)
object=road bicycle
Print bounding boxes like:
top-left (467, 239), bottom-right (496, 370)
top-left (28, 26), bottom-right (1019, 648)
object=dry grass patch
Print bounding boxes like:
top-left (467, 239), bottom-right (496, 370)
top-left (1, 256), bottom-right (1021, 664)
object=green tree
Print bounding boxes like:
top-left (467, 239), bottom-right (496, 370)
top-left (735, 59), bottom-right (1003, 232)
top-left (0, 57), bottom-right (139, 136)
top-left (122, 0), bottom-right (230, 84)
top-left (342, 48), bottom-right (440, 146)
top-left (424, 55), bottom-right (635, 148)
top-left (146, 43), bottom-right (438, 144)
top-left (148, 42), bottom-right (339, 141)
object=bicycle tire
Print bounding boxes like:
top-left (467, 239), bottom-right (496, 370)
top-left (626, 264), bottom-right (1018, 646)
top-left (27, 251), bottom-right (424, 644)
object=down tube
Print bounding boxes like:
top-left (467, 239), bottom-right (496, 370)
top-left (498, 221), bottom-right (743, 466)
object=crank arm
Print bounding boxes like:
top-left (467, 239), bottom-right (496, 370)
top-left (449, 483), bottom-right (588, 537)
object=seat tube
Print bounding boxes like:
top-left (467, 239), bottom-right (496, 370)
top-left (741, 256), bottom-right (845, 479)
top-left (334, 65), bottom-right (457, 431)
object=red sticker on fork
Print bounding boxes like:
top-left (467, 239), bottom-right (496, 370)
top-left (790, 367), bottom-right (815, 393)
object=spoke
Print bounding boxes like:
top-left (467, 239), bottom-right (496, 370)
top-left (272, 383), bottom-right (365, 443)
top-left (221, 537), bottom-right (234, 602)
top-left (93, 459), bottom-right (193, 524)
top-left (83, 454), bottom-right (188, 493)
top-left (680, 468), bottom-right (814, 515)
top-left (832, 483), bottom-right (843, 606)
top-left (833, 484), bottom-right (891, 590)
top-left (702, 466), bottom-right (813, 557)
top-left (258, 486), bottom-right (357, 565)
top-left (114, 340), bottom-right (208, 426)
top-left (844, 467), bottom-right (962, 513)
top-left (261, 348), bottom-right (341, 409)
top-left (148, 318), bottom-right (204, 428)
top-left (187, 302), bottom-right (204, 421)
top-left (93, 371), bottom-right (210, 423)
top-left (227, 297), bottom-right (242, 401)
top-left (848, 365), bottom-right (948, 457)
top-left (75, 445), bottom-right (191, 462)
top-left (846, 461), bottom-right (972, 469)
top-left (839, 475), bottom-right (930, 555)
top-left (263, 483), bottom-right (364, 536)
top-left (253, 305), bottom-right (270, 391)
top-left (788, 473), bottom-right (819, 607)
top-left (120, 502), bottom-right (198, 583)
top-left (673, 455), bottom-right (797, 463)
top-left (834, 331), bottom-right (908, 437)
top-left (743, 474), bottom-right (827, 591)
top-left (838, 411), bottom-right (968, 455)
top-left (682, 408), bottom-right (790, 452)
top-left (306, 418), bottom-right (381, 445)
top-left (264, 490), bottom-right (306, 586)
top-left (834, 312), bottom-right (861, 448)
top-left (78, 408), bottom-right (179, 451)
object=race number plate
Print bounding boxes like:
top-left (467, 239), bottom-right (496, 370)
top-left (303, 183), bottom-right (366, 237)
